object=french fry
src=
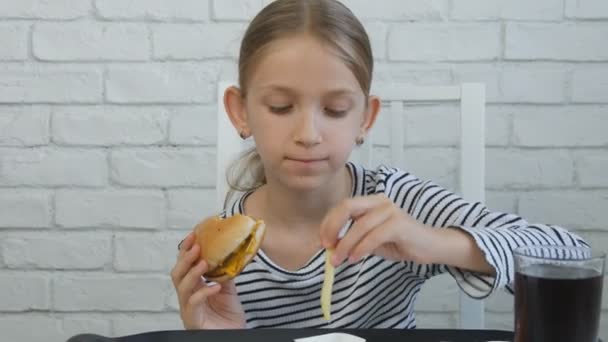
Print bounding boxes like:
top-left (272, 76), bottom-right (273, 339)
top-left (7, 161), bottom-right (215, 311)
top-left (321, 248), bottom-right (335, 321)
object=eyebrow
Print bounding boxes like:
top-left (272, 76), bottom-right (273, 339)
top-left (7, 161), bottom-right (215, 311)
top-left (258, 85), bottom-right (358, 97)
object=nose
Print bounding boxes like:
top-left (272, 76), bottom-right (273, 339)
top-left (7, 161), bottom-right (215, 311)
top-left (293, 108), bottom-right (322, 147)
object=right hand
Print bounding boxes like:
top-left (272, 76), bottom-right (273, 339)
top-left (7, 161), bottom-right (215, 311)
top-left (171, 232), bottom-right (246, 329)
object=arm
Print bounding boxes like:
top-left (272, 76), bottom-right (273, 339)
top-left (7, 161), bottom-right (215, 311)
top-left (399, 174), bottom-right (589, 297)
top-left (426, 227), bottom-right (495, 275)
top-left (374, 167), bottom-right (588, 298)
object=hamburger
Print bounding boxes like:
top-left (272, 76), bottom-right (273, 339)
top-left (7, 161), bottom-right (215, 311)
top-left (193, 214), bottom-right (266, 283)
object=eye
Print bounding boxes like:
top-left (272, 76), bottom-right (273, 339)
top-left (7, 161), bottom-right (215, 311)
top-left (324, 108), bottom-right (348, 117)
top-left (269, 105), bottom-right (292, 114)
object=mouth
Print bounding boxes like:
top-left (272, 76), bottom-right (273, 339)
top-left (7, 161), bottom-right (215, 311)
top-left (285, 157), bottom-right (329, 163)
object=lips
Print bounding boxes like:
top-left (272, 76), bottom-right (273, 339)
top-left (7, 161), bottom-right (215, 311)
top-left (286, 157), bottom-right (328, 163)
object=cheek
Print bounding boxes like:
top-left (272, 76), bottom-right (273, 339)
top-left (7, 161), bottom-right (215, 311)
top-left (324, 122), bottom-right (358, 156)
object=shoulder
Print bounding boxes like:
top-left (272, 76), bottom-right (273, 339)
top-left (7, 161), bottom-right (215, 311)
top-left (348, 161), bottom-right (423, 196)
top-left (221, 190), bottom-right (253, 217)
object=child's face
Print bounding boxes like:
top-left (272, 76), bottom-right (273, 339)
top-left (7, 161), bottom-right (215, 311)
top-left (244, 35), bottom-right (372, 192)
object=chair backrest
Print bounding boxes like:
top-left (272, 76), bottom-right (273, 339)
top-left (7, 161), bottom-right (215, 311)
top-left (215, 81), bottom-right (487, 329)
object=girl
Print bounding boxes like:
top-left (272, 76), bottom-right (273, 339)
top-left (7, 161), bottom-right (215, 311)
top-left (171, 0), bottom-right (589, 330)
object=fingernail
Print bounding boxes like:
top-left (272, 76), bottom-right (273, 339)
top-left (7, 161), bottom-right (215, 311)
top-left (331, 254), bottom-right (341, 266)
top-left (348, 255), bottom-right (357, 263)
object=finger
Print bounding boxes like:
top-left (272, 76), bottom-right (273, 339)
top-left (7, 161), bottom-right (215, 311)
top-left (320, 194), bottom-right (388, 248)
top-left (178, 232), bottom-right (195, 257)
top-left (332, 202), bottom-right (393, 266)
top-left (350, 221), bottom-right (396, 262)
top-left (186, 283), bottom-right (222, 308)
top-left (219, 279), bottom-right (238, 295)
top-left (171, 243), bottom-right (200, 286)
top-left (178, 259), bottom-right (209, 300)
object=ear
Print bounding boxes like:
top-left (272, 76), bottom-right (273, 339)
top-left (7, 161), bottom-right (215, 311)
top-left (359, 95), bottom-right (381, 136)
top-left (223, 85), bottom-right (249, 135)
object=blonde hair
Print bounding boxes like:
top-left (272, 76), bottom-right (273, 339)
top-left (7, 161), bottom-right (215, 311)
top-left (225, 0), bottom-right (374, 207)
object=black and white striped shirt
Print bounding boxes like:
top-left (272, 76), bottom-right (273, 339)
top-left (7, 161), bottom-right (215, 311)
top-left (223, 162), bottom-right (588, 329)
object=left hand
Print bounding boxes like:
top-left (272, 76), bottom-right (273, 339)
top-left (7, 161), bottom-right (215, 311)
top-left (320, 194), bottom-right (435, 267)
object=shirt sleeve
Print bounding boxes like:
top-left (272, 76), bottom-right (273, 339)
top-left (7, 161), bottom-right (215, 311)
top-left (378, 167), bottom-right (590, 299)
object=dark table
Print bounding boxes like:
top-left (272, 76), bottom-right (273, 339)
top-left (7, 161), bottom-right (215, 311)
top-left (67, 329), bottom-right (514, 342)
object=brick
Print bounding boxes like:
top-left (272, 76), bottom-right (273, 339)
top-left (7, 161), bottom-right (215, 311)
top-left (372, 104), bottom-right (459, 147)
top-left (112, 313), bottom-right (183, 336)
top-left (486, 191), bottom-right (518, 214)
top-left (341, 0), bottom-right (448, 20)
top-left (487, 149), bottom-right (574, 189)
top-left (53, 275), bottom-right (171, 311)
top-left (576, 152), bottom-right (608, 188)
top-left (0, 273), bottom-right (49, 311)
top-left (52, 106), bottom-right (168, 146)
top-left (0, 0), bottom-right (90, 19)
top-left (416, 274), bottom-right (459, 311)
top-left (114, 233), bottom-right (182, 272)
top-left (168, 106), bottom-right (216, 145)
top-left (502, 68), bottom-right (566, 103)
top-left (381, 147), bottom-right (458, 190)
top-left (485, 312), bottom-right (514, 331)
top-left (451, 0), bottom-right (563, 20)
top-left (0, 23), bottom-right (28, 60)
top-left (3, 234), bottom-right (111, 269)
top-left (212, 0), bottom-right (264, 21)
top-left (369, 103), bottom-right (505, 148)
top-left (571, 68), bottom-right (608, 103)
top-left (513, 107), bottom-right (608, 147)
top-left (33, 23), bottom-right (149, 61)
top-left (153, 24), bottom-right (245, 60)
top-left (372, 65), bottom-right (452, 85)
top-left (0, 148), bottom-right (107, 187)
top-left (485, 106), bottom-right (511, 146)
top-left (382, 104), bottom-right (508, 147)
top-left (452, 66), bottom-right (501, 103)
top-left (366, 23), bottom-right (387, 61)
top-left (95, 0), bottom-right (208, 21)
top-left (0, 106), bottom-right (50, 146)
top-left (566, 0), bottom-right (608, 19)
top-left (601, 312), bottom-right (608, 341)
top-left (167, 189), bottom-right (216, 229)
top-left (166, 289), bottom-right (180, 311)
top-left (0, 316), bottom-right (61, 342)
top-left (55, 190), bottom-right (166, 229)
top-left (110, 148), bottom-right (215, 187)
top-left (0, 190), bottom-right (51, 228)
top-left (575, 231), bottom-right (608, 256)
top-left (519, 190), bottom-right (608, 230)
top-left (0, 316), bottom-right (111, 342)
top-left (506, 23), bottom-right (608, 61)
top-left (0, 65), bottom-right (103, 103)
top-left (485, 289), bottom-right (514, 313)
top-left (415, 313), bottom-right (458, 328)
top-left (61, 318), bottom-right (112, 340)
top-left (106, 64), bottom-right (216, 104)
top-left (389, 24), bottom-right (500, 62)
top-left (216, 60), bottom-right (239, 85)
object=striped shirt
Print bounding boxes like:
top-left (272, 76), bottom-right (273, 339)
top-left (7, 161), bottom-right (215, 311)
top-left (222, 162), bottom-right (589, 329)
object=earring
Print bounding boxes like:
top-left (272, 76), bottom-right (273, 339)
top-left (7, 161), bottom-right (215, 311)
top-left (239, 129), bottom-right (248, 140)
top-left (355, 136), bottom-right (365, 145)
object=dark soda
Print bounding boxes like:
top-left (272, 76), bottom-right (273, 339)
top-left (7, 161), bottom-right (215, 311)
top-left (514, 264), bottom-right (603, 342)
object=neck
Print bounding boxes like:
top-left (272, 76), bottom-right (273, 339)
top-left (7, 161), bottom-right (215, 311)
top-left (255, 165), bottom-right (353, 231)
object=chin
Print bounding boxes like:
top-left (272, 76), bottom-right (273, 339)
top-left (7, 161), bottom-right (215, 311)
top-left (278, 173), bottom-right (331, 193)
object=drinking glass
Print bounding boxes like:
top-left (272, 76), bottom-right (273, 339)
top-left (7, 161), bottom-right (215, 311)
top-left (513, 246), bottom-right (605, 342)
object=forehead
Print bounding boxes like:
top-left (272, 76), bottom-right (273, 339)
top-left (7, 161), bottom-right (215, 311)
top-left (246, 35), bottom-right (363, 96)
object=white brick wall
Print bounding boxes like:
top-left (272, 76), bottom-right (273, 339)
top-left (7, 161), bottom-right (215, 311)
top-left (0, 1), bottom-right (606, 341)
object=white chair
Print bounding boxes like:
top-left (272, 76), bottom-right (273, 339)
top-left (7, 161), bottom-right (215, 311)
top-left (215, 81), bottom-right (487, 329)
